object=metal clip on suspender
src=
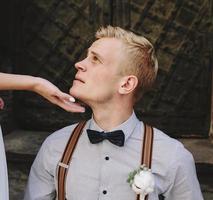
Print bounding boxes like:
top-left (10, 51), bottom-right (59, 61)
top-left (137, 124), bottom-right (154, 200)
top-left (57, 122), bottom-right (154, 200)
top-left (57, 121), bottom-right (87, 200)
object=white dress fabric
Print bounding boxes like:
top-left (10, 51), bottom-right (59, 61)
top-left (0, 125), bottom-right (9, 200)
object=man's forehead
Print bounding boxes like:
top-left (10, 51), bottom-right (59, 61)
top-left (89, 37), bottom-right (123, 51)
top-left (88, 38), bottom-right (126, 67)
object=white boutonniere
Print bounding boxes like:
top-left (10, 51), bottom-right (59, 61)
top-left (127, 164), bottom-right (155, 200)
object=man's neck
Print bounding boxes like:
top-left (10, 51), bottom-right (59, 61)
top-left (91, 103), bottom-right (133, 131)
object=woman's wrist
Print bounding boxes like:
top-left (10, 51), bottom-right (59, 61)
top-left (30, 77), bottom-right (45, 93)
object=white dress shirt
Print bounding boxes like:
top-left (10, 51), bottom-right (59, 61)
top-left (24, 112), bottom-right (203, 200)
top-left (0, 125), bottom-right (9, 200)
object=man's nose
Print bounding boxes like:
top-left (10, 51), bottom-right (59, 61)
top-left (75, 60), bottom-right (86, 72)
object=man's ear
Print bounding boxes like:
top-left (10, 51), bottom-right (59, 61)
top-left (118, 75), bottom-right (138, 95)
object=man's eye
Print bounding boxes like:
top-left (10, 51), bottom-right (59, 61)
top-left (92, 56), bottom-right (99, 62)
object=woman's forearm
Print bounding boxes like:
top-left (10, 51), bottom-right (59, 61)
top-left (0, 72), bottom-right (85, 112)
top-left (0, 73), bottom-right (39, 91)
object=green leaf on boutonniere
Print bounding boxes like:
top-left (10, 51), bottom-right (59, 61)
top-left (127, 169), bottom-right (138, 186)
top-left (127, 164), bottom-right (148, 186)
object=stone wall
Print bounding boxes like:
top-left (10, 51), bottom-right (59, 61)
top-left (0, 0), bottom-right (212, 137)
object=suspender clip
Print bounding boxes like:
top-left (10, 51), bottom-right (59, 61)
top-left (58, 162), bottom-right (69, 169)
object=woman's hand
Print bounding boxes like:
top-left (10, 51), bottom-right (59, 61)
top-left (0, 97), bottom-right (4, 110)
top-left (33, 78), bottom-right (85, 113)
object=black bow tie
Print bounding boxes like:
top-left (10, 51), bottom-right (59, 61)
top-left (87, 129), bottom-right (125, 147)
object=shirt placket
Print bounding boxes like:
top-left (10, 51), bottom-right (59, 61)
top-left (99, 140), bottom-right (113, 200)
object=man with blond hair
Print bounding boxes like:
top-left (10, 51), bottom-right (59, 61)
top-left (24, 26), bottom-right (203, 200)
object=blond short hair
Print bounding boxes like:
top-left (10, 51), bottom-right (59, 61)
top-left (96, 26), bottom-right (158, 101)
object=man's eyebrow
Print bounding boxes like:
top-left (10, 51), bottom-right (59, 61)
top-left (87, 48), bottom-right (104, 63)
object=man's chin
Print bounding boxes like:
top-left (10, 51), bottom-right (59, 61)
top-left (73, 97), bottom-right (90, 108)
top-left (70, 89), bottom-right (86, 103)
top-left (69, 87), bottom-right (79, 98)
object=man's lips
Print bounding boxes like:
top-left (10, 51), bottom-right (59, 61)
top-left (74, 76), bottom-right (85, 83)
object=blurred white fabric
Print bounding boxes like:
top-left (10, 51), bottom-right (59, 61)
top-left (0, 125), bottom-right (9, 200)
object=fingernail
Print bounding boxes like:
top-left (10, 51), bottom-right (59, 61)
top-left (69, 97), bottom-right (75, 102)
top-left (81, 108), bottom-right (86, 112)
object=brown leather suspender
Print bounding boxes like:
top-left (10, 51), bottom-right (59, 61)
top-left (137, 124), bottom-right (154, 200)
top-left (57, 122), bottom-right (154, 200)
top-left (57, 121), bottom-right (87, 200)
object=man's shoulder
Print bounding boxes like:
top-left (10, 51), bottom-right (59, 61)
top-left (153, 127), bottom-right (184, 149)
top-left (152, 127), bottom-right (194, 168)
top-left (42, 121), bottom-right (88, 151)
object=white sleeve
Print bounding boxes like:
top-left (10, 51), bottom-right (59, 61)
top-left (164, 145), bottom-right (203, 200)
top-left (24, 139), bottom-right (56, 200)
top-left (0, 127), bottom-right (9, 200)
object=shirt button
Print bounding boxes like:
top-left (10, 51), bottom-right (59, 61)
top-left (105, 156), bottom-right (109, 160)
top-left (103, 190), bottom-right (107, 194)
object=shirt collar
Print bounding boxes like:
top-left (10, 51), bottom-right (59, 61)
top-left (88, 111), bottom-right (140, 142)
